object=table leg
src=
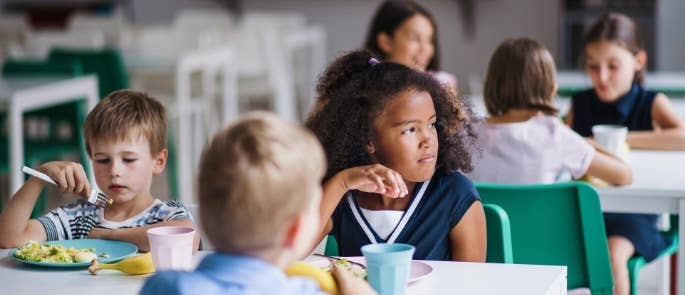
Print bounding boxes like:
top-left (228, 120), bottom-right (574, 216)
top-left (677, 200), bottom-right (685, 295)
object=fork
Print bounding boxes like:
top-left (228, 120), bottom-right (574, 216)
top-left (313, 253), bottom-right (367, 269)
top-left (22, 166), bottom-right (113, 208)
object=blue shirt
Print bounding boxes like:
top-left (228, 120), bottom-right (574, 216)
top-left (571, 83), bottom-right (656, 137)
top-left (140, 253), bottom-right (326, 295)
top-left (330, 171), bottom-right (480, 260)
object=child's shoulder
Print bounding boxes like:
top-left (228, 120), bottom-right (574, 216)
top-left (431, 171), bottom-right (478, 197)
top-left (571, 88), bottom-right (597, 100)
top-left (147, 199), bottom-right (187, 213)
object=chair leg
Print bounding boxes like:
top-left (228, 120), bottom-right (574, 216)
top-left (659, 255), bottom-right (671, 295)
top-left (671, 254), bottom-right (677, 295)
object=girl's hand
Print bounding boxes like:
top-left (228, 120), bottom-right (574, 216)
top-left (340, 164), bottom-right (408, 198)
top-left (332, 264), bottom-right (378, 295)
top-left (37, 161), bottom-right (91, 197)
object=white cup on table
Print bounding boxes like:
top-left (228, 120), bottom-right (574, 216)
top-left (591, 124), bottom-right (628, 157)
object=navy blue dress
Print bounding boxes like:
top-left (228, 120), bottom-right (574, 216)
top-left (571, 83), bottom-right (670, 262)
top-left (330, 171), bottom-right (480, 261)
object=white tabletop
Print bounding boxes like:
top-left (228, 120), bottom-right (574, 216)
top-left (0, 250), bottom-right (567, 295)
top-left (557, 71), bottom-right (685, 93)
top-left (598, 150), bottom-right (685, 214)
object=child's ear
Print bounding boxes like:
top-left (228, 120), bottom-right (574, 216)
top-left (366, 142), bottom-right (376, 155)
top-left (635, 50), bottom-right (647, 71)
top-left (377, 33), bottom-right (393, 54)
top-left (152, 149), bottom-right (168, 175)
top-left (282, 214), bottom-right (303, 249)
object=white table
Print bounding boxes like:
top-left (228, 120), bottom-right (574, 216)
top-left (557, 71), bottom-right (685, 96)
top-left (0, 250), bottom-right (567, 295)
top-left (0, 75), bottom-right (99, 195)
top-left (597, 150), bottom-right (685, 294)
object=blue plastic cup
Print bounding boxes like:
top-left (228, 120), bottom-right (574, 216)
top-left (361, 243), bottom-right (415, 295)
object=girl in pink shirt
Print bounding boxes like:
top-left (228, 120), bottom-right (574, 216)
top-left (467, 38), bottom-right (632, 186)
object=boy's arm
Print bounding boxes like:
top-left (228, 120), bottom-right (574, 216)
top-left (0, 177), bottom-right (49, 248)
top-left (88, 219), bottom-right (200, 252)
top-left (449, 201), bottom-right (486, 262)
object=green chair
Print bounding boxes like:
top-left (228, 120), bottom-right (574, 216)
top-left (484, 203), bottom-right (513, 263)
top-left (47, 47), bottom-right (129, 98)
top-left (1, 58), bottom-right (87, 217)
top-left (628, 215), bottom-right (679, 295)
top-left (324, 234), bottom-right (339, 256)
top-left (476, 182), bottom-right (614, 294)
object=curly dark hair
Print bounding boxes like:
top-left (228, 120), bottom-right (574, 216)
top-left (306, 50), bottom-right (477, 181)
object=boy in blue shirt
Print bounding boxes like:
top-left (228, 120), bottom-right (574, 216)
top-left (140, 112), bottom-right (374, 295)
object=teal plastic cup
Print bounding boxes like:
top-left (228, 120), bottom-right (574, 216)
top-left (361, 243), bottom-right (415, 295)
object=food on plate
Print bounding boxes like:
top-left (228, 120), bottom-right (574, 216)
top-left (323, 258), bottom-right (367, 280)
top-left (74, 251), bottom-right (98, 263)
top-left (14, 241), bottom-right (99, 263)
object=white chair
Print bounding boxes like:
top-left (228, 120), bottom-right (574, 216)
top-left (184, 204), bottom-right (214, 251)
top-left (235, 11), bottom-right (326, 121)
top-left (23, 30), bottom-right (105, 59)
top-left (174, 46), bottom-right (237, 205)
top-left (0, 14), bottom-right (30, 59)
top-left (67, 14), bottom-right (131, 49)
top-left (173, 10), bottom-right (236, 52)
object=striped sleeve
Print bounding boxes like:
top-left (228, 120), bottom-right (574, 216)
top-left (36, 200), bottom-right (96, 241)
top-left (157, 200), bottom-right (191, 222)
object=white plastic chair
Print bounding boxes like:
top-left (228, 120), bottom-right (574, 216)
top-left (0, 14), bottom-right (30, 59)
top-left (235, 12), bottom-right (322, 122)
top-left (173, 46), bottom-right (237, 205)
top-left (173, 10), bottom-right (235, 52)
top-left (67, 14), bottom-right (131, 49)
top-left (24, 30), bottom-right (105, 59)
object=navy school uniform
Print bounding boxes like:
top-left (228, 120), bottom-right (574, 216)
top-left (330, 171), bottom-right (480, 261)
top-left (571, 83), bottom-right (670, 262)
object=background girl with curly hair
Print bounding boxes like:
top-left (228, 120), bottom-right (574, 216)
top-left (306, 50), bottom-right (485, 261)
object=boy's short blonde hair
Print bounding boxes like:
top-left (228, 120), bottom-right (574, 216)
top-left (84, 90), bottom-right (167, 156)
top-left (199, 111), bottom-right (326, 254)
top-left (483, 38), bottom-right (558, 116)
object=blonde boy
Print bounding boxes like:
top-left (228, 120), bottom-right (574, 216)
top-left (0, 90), bottom-right (199, 252)
top-left (141, 112), bottom-right (373, 295)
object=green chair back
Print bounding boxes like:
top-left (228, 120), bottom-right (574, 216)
top-left (324, 234), bottom-right (339, 256)
top-left (2, 59), bottom-right (84, 76)
top-left (627, 215), bottom-right (679, 295)
top-left (476, 182), bottom-right (613, 294)
top-left (1, 58), bottom-right (87, 217)
top-left (48, 47), bottom-right (129, 98)
top-left (484, 203), bottom-right (513, 263)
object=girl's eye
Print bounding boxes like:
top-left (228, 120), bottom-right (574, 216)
top-left (587, 64), bottom-right (599, 72)
top-left (428, 122), bottom-right (436, 129)
top-left (401, 127), bottom-right (416, 135)
top-left (123, 158), bottom-right (137, 163)
top-left (95, 159), bottom-right (110, 164)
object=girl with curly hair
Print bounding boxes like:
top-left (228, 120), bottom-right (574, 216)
top-left (306, 50), bottom-right (485, 261)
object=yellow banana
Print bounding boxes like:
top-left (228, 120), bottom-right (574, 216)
top-left (285, 261), bottom-right (338, 295)
top-left (89, 253), bottom-right (155, 275)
